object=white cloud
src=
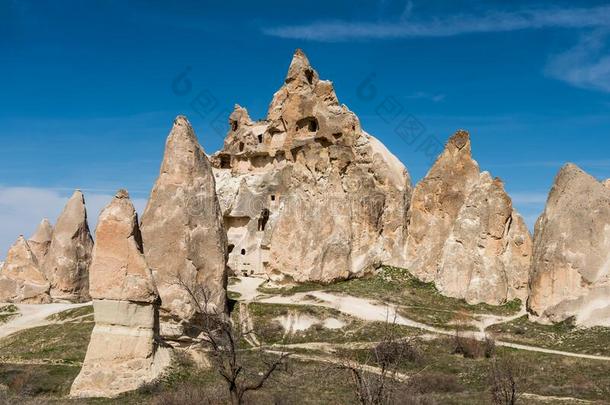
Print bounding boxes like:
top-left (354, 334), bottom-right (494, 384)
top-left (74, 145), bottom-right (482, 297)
top-left (545, 30), bottom-right (610, 93)
top-left (263, 5), bottom-right (610, 41)
top-left (406, 92), bottom-right (446, 102)
top-left (510, 192), bottom-right (548, 205)
top-left (0, 187), bottom-right (147, 260)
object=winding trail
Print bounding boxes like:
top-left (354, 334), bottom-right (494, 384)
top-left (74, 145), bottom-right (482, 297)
top-left (229, 277), bottom-right (610, 362)
top-left (0, 302), bottom-right (91, 339)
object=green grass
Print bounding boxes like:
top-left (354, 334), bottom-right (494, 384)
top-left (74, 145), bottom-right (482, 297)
top-left (258, 266), bottom-right (521, 329)
top-left (0, 304), bottom-right (19, 314)
top-left (46, 305), bottom-right (94, 322)
top-left (336, 335), bottom-right (610, 402)
top-left (0, 310), bottom-right (94, 365)
top-left (488, 315), bottom-right (610, 356)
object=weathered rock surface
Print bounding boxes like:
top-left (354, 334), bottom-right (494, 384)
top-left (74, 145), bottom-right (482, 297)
top-left (405, 131), bottom-right (480, 282)
top-left (141, 116), bottom-right (228, 338)
top-left (211, 49), bottom-right (411, 283)
top-left (528, 164), bottom-right (610, 326)
top-left (28, 218), bottom-right (53, 264)
top-left (406, 132), bottom-right (532, 305)
top-left (71, 190), bottom-right (169, 398)
top-left (436, 172), bottom-right (532, 304)
top-left (43, 190), bottom-right (94, 302)
top-left (0, 236), bottom-right (51, 303)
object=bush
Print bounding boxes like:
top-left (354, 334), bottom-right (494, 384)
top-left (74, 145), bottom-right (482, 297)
top-left (373, 339), bottom-right (422, 367)
top-left (406, 372), bottom-right (464, 394)
top-left (150, 381), bottom-right (225, 405)
top-left (453, 335), bottom-right (495, 359)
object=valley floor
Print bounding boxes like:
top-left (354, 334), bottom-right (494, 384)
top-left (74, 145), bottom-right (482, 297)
top-left (0, 267), bottom-right (609, 404)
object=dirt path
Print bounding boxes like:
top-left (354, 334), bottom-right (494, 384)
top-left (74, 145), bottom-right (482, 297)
top-left (229, 277), bottom-right (610, 362)
top-left (0, 302), bottom-right (91, 339)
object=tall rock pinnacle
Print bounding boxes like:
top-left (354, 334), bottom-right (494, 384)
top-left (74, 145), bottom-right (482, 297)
top-left (140, 116), bottom-right (228, 338)
top-left (43, 190), bottom-right (94, 302)
top-left (528, 164), bottom-right (610, 326)
top-left (0, 236), bottom-right (51, 303)
top-left (406, 131), bottom-right (532, 305)
top-left (405, 131), bottom-right (481, 282)
top-left (71, 189), bottom-right (169, 398)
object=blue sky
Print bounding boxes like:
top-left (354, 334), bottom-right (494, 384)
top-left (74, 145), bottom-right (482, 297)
top-left (1, 0), bottom-right (610, 257)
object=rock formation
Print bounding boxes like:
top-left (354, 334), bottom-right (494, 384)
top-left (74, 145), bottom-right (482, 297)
top-left (405, 131), bottom-right (480, 282)
top-left (43, 190), bottom-right (94, 302)
top-left (211, 49), bottom-right (411, 283)
top-left (0, 236), bottom-right (51, 303)
top-left (406, 131), bottom-right (532, 305)
top-left (28, 218), bottom-right (53, 264)
top-left (140, 116), bottom-right (228, 338)
top-left (71, 190), bottom-right (169, 398)
top-left (528, 164), bottom-right (610, 326)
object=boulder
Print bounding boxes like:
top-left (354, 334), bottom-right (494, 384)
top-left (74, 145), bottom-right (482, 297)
top-left (70, 190), bottom-right (170, 398)
top-left (0, 236), bottom-right (50, 303)
top-left (28, 218), bottom-right (53, 263)
top-left (528, 164), bottom-right (610, 326)
top-left (211, 49), bottom-right (411, 283)
top-left (406, 131), bottom-right (532, 305)
top-left (140, 116), bottom-right (228, 338)
top-left (43, 190), bottom-right (93, 302)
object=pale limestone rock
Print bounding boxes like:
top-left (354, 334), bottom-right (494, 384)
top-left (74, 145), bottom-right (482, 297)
top-left (405, 130), bottom-right (480, 282)
top-left (528, 164), bottom-right (610, 326)
top-left (437, 172), bottom-right (532, 305)
top-left (43, 190), bottom-right (93, 302)
top-left (211, 49), bottom-right (411, 283)
top-left (71, 190), bottom-right (169, 398)
top-left (28, 218), bottom-right (53, 264)
top-left (141, 116), bottom-right (228, 338)
top-left (0, 236), bottom-right (50, 303)
top-left (406, 131), bottom-right (532, 305)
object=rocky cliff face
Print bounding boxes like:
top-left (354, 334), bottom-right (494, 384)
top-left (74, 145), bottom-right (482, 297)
top-left (528, 164), bottom-right (610, 326)
top-left (211, 49), bottom-right (411, 283)
top-left (42, 190), bottom-right (94, 302)
top-left (0, 236), bottom-right (51, 303)
top-left (71, 190), bottom-right (169, 398)
top-left (140, 116), bottom-right (228, 338)
top-left (406, 132), bottom-right (532, 305)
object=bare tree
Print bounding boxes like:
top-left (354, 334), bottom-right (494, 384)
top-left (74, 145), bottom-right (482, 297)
top-left (175, 278), bottom-right (289, 405)
top-left (338, 317), bottom-right (419, 405)
top-left (489, 356), bottom-right (523, 405)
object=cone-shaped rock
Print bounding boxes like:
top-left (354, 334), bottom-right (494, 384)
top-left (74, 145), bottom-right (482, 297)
top-left (405, 131), bottom-right (480, 282)
top-left (141, 116), bottom-right (228, 338)
top-left (528, 164), bottom-right (610, 326)
top-left (210, 49), bottom-right (411, 282)
top-left (406, 131), bottom-right (532, 305)
top-left (437, 172), bottom-right (532, 304)
top-left (28, 218), bottom-right (53, 263)
top-left (88, 189), bottom-right (157, 302)
top-left (0, 236), bottom-right (51, 303)
top-left (43, 190), bottom-right (93, 302)
top-left (71, 190), bottom-right (169, 398)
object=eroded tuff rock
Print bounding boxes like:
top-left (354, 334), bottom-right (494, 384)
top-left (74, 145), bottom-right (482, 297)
top-left (141, 116), bottom-right (228, 338)
top-left (405, 131), bottom-right (480, 283)
top-left (406, 132), bottom-right (532, 305)
top-left (71, 190), bottom-right (169, 398)
top-left (211, 49), bottom-right (411, 283)
top-left (43, 190), bottom-right (93, 302)
top-left (28, 218), bottom-right (53, 264)
top-left (528, 164), bottom-right (610, 326)
top-left (0, 236), bottom-right (50, 303)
